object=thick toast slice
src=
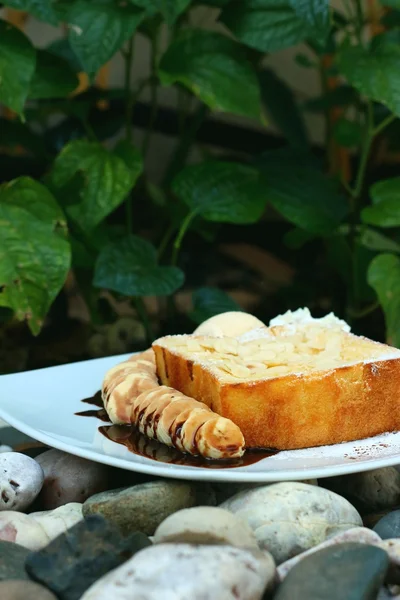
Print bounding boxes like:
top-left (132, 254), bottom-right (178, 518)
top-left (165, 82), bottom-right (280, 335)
top-left (153, 316), bottom-right (400, 449)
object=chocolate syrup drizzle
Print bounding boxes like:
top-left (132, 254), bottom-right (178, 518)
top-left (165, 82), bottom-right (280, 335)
top-left (76, 390), bottom-right (278, 468)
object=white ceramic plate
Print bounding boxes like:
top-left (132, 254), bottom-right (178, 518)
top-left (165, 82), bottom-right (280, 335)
top-left (1, 353), bottom-right (400, 482)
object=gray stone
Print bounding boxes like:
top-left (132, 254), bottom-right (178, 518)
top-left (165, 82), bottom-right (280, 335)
top-left (154, 506), bottom-right (258, 548)
top-left (0, 453), bottom-right (44, 512)
top-left (379, 539), bottom-right (400, 583)
top-left (275, 543), bottom-right (389, 600)
top-left (25, 514), bottom-right (151, 600)
top-left (0, 540), bottom-right (30, 581)
top-left (36, 450), bottom-right (111, 509)
top-left (221, 481), bottom-right (362, 564)
top-left (80, 543), bottom-right (275, 600)
top-left (83, 480), bottom-right (215, 536)
top-left (325, 468), bottom-right (400, 512)
top-left (278, 527), bottom-right (382, 581)
top-left (375, 511), bottom-right (400, 540)
top-left (0, 580), bottom-right (57, 600)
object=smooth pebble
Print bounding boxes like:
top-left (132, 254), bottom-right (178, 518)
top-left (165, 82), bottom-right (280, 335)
top-left (80, 543), bottom-right (275, 600)
top-left (36, 450), bottom-right (111, 509)
top-left (0, 580), bottom-right (58, 600)
top-left (154, 506), bottom-right (258, 548)
top-left (325, 468), bottom-right (400, 512)
top-left (221, 481), bottom-right (362, 564)
top-left (0, 453), bottom-right (44, 512)
top-left (83, 480), bottom-right (215, 535)
top-left (375, 511), bottom-right (400, 540)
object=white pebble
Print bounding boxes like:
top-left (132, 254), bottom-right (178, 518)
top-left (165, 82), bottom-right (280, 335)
top-left (0, 452), bottom-right (44, 511)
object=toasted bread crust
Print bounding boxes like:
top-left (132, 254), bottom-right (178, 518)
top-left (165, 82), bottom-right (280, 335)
top-left (153, 344), bottom-right (400, 449)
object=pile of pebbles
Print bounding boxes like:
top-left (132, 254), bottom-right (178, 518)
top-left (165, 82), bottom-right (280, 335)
top-left (2, 442), bottom-right (400, 599)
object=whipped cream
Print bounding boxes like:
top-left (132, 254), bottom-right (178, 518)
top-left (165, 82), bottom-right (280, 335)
top-left (269, 307), bottom-right (351, 333)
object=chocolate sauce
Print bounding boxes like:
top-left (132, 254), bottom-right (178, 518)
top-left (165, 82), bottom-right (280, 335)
top-left (81, 390), bottom-right (103, 407)
top-left (75, 408), bottom-right (110, 422)
top-left (77, 390), bottom-right (278, 468)
top-left (98, 424), bottom-right (278, 469)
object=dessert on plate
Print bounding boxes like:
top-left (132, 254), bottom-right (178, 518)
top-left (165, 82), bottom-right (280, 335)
top-left (103, 308), bottom-right (400, 457)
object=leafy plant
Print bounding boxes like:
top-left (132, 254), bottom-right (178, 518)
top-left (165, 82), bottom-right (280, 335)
top-left (1, 0), bottom-right (400, 370)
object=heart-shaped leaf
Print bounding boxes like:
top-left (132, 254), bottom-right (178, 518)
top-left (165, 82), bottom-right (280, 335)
top-left (94, 235), bottom-right (184, 296)
top-left (0, 177), bottom-right (71, 335)
top-left (1, 0), bottom-right (59, 26)
top-left (368, 253), bottom-right (400, 347)
top-left (29, 50), bottom-right (79, 100)
top-left (67, 0), bottom-right (145, 79)
top-left (290, 0), bottom-right (330, 45)
top-left (0, 20), bottom-right (36, 115)
top-left (338, 44), bottom-right (400, 117)
top-left (172, 161), bottom-right (267, 224)
top-left (259, 69), bottom-right (308, 149)
top-left (159, 29), bottom-right (262, 120)
top-left (219, 0), bottom-right (310, 53)
top-left (257, 150), bottom-right (348, 235)
top-left (362, 178), bottom-right (400, 228)
top-left (359, 227), bottom-right (400, 254)
top-left (190, 287), bottom-right (242, 325)
top-left (49, 140), bottom-right (143, 232)
top-left (129, 0), bottom-right (190, 25)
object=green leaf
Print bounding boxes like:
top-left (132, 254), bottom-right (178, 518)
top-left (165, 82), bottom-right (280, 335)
top-left (172, 161), bottom-right (267, 224)
top-left (129, 0), bottom-right (191, 25)
top-left (159, 29), bottom-right (262, 120)
top-left (381, 9), bottom-right (400, 27)
top-left (1, 0), bottom-right (59, 26)
top-left (50, 140), bottom-right (143, 231)
top-left (259, 69), bottom-right (308, 149)
top-left (362, 178), bottom-right (400, 228)
top-left (219, 0), bottom-right (311, 53)
top-left (67, 0), bottom-right (144, 79)
top-left (0, 177), bottom-right (71, 335)
top-left (290, 0), bottom-right (330, 45)
top-left (190, 287), bottom-right (242, 325)
top-left (94, 235), bottom-right (184, 297)
top-left (46, 38), bottom-right (83, 73)
top-left (284, 228), bottom-right (315, 249)
top-left (338, 44), bottom-right (400, 118)
top-left (359, 227), bottom-right (400, 254)
top-left (333, 117), bottom-right (363, 148)
top-left (29, 50), bottom-right (79, 100)
top-left (368, 253), bottom-right (400, 347)
top-left (258, 150), bottom-right (348, 235)
top-left (303, 85), bottom-right (356, 113)
top-left (0, 20), bottom-right (36, 115)
top-left (381, 0), bottom-right (400, 8)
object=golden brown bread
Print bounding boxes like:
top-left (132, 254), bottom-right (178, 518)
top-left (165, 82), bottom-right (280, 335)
top-left (102, 350), bottom-right (245, 459)
top-left (152, 319), bottom-right (400, 450)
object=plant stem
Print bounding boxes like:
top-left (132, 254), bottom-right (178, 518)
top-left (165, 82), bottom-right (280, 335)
top-left (347, 301), bottom-right (380, 319)
top-left (123, 37), bottom-right (135, 235)
top-left (171, 211), bottom-right (196, 266)
top-left (351, 100), bottom-right (374, 201)
top-left (134, 297), bottom-right (154, 346)
top-left (373, 113), bottom-right (396, 137)
top-left (163, 104), bottom-right (209, 187)
top-left (124, 38), bottom-right (135, 144)
top-left (142, 29), bottom-right (160, 158)
top-left (157, 223), bottom-right (175, 261)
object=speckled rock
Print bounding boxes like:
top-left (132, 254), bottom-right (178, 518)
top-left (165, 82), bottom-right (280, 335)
top-left (213, 480), bottom-right (317, 504)
top-left (0, 580), bottom-right (57, 600)
top-left (278, 527), bottom-right (382, 580)
top-left (0, 453), bottom-right (44, 512)
top-left (25, 515), bottom-right (151, 600)
top-left (274, 543), bottom-right (389, 600)
top-left (375, 511), bottom-right (400, 540)
top-left (154, 506), bottom-right (258, 548)
top-left (325, 468), bottom-right (400, 512)
top-left (36, 450), bottom-right (112, 509)
top-left (83, 480), bottom-right (215, 536)
top-left (80, 543), bottom-right (275, 600)
top-left (0, 503), bottom-right (83, 550)
top-left (221, 482), bottom-right (362, 564)
top-left (0, 540), bottom-right (30, 580)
